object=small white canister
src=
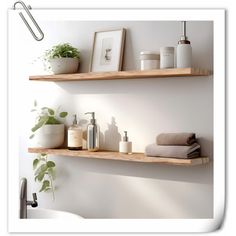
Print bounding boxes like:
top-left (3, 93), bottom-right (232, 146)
top-left (160, 47), bottom-right (175, 69)
top-left (140, 51), bottom-right (160, 70)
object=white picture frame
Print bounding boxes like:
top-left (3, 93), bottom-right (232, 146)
top-left (90, 28), bottom-right (126, 72)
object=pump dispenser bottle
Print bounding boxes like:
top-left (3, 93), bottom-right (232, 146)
top-left (177, 21), bottom-right (192, 68)
top-left (67, 115), bottom-right (83, 150)
top-left (119, 131), bottom-right (132, 154)
top-left (85, 112), bottom-right (99, 152)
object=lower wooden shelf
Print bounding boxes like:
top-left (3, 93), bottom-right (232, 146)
top-left (28, 148), bottom-right (209, 166)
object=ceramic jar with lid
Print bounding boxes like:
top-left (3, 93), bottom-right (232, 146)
top-left (140, 51), bottom-right (160, 70)
top-left (160, 47), bottom-right (175, 69)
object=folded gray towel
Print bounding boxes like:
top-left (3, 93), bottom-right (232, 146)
top-left (145, 143), bottom-right (200, 159)
top-left (156, 133), bottom-right (196, 146)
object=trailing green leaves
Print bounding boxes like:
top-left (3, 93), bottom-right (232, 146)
top-left (33, 158), bottom-right (39, 169)
top-left (47, 161), bottom-right (55, 168)
top-left (39, 180), bottom-right (50, 192)
top-left (33, 153), bottom-right (56, 200)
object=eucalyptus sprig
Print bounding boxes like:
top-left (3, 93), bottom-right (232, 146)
top-left (30, 100), bottom-right (68, 139)
top-left (33, 153), bottom-right (56, 200)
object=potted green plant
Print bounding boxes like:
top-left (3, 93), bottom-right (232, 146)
top-left (30, 101), bottom-right (68, 148)
top-left (44, 43), bottom-right (80, 74)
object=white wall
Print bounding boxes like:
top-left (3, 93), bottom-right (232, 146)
top-left (11, 19), bottom-right (213, 218)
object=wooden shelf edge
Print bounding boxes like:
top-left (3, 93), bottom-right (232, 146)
top-left (29, 68), bottom-right (211, 82)
top-left (28, 148), bottom-right (209, 166)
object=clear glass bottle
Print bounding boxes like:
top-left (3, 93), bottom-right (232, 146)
top-left (67, 115), bottom-right (83, 150)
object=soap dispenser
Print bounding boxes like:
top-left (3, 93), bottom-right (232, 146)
top-left (177, 21), bottom-right (192, 68)
top-left (85, 112), bottom-right (99, 152)
top-left (119, 131), bottom-right (132, 154)
top-left (67, 114), bottom-right (83, 150)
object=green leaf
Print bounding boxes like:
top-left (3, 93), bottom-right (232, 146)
top-left (47, 161), bottom-right (56, 168)
top-left (35, 163), bottom-right (48, 176)
top-left (33, 159), bottom-right (39, 169)
top-left (29, 134), bottom-right (35, 139)
top-left (31, 116), bottom-right (49, 132)
top-left (48, 167), bottom-right (56, 180)
top-left (44, 187), bottom-right (52, 192)
top-left (46, 116), bottom-right (60, 124)
top-left (39, 180), bottom-right (50, 192)
top-left (40, 107), bottom-right (54, 115)
top-left (48, 108), bottom-right (55, 115)
top-left (37, 171), bottom-right (45, 182)
top-left (59, 112), bottom-right (68, 118)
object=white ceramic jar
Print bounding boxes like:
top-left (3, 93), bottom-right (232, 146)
top-left (160, 47), bottom-right (175, 69)
top-left (140, 51), bottom-right (160, 70)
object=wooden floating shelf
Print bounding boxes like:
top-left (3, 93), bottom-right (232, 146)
top-left (28, 148), bottom-right (209, 166)
top-left (29, 68), bottom-right (210, 82)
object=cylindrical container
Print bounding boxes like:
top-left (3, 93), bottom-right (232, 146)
top-left (85, 112), bottom-right (99, 152)
top-left (176, 21), bottom-right (192, 68)
top-left (67, 115), bottom-right (83, 150)
top-left (119, 131), bottom-right (132, 154)
top-left (160, 47), bottom-right (175, 69)
top-left (140, 51), bottom-right (160, 70)
top-left (177, 43), bottom-right (192, 68)
top-left (119, 141), bottom-right (132, 154)
top-left (87, 124), bottom-right (99, 151)
top-left (37, 124), bottom-right (64, 148)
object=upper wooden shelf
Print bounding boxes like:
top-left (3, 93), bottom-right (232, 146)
top-left (29, 68), bottom-right (210, 82)
top-left (28, 148), bottom-right (209, 166)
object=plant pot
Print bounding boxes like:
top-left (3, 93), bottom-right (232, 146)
top-left (49, 58), bottom-right (79, 74)
top-left (36, 124), bottom-right (65, 148)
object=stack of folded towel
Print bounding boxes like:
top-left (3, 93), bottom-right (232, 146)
top-left (145, 133), bottom-right (201, 159)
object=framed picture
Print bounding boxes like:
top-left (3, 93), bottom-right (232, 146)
top-left (90, 28), bottom-right (126, 72)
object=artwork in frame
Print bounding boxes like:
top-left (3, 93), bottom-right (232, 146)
top-left (90, 28), bottom-right (126, 72)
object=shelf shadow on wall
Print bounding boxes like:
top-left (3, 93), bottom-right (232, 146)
top-left (54, 76), bottom-right (212, 95)
top-left (59, 155), bottom-right (213, 185)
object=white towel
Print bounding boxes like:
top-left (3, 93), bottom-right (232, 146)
top-left (145, 143), bottom-right (200, 159)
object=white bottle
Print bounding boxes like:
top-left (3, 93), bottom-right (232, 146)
top-left (67, 115), bottom-right (83, 150)
top-left (119, 131), bottom-right (132, 154)
top-left (177, 21), bottom-right (192, 68)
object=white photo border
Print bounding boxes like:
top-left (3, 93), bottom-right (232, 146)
top-left (8, 9), bottom-right (225, 233)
